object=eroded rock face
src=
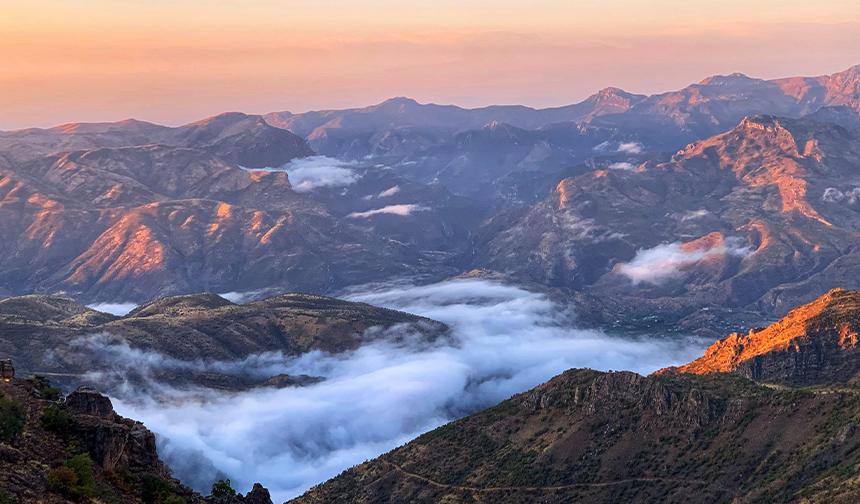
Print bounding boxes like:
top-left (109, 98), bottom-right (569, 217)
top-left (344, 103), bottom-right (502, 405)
top-left (658, 288), bottom-right (860, 385)
top-left (58, 387), bottom-right (164, 473)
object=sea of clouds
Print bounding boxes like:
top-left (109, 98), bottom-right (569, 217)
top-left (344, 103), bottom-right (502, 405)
top-left (79, 279), bottom-right (709, 502)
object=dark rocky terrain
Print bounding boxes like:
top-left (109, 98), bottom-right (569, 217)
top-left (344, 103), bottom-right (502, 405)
top-left (0, 368), bottom-right (193, 504)
top-left (287, 289), bottom-right (860, 504)
top-left (0, 365), bottom-right (277, 504)
top-left (0, 292), bottom-right (446, 391)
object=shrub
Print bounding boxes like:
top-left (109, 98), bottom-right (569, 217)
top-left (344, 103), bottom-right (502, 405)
top-left (210, 479), bottom-right (236, 499)
top-left (48, 453), bottom-right (94, 498)
top-left (142, 475), bottom-right (175, 504)
top-left (40, 406), bottom-right (70, 433)
top-left (41, 387), bottom-right (62, 402)
top-left (0, 490), bottom-right (14, 504)
top-left (94, 483), bottom-right (119, 504)
top-left (48, 466), bottom-right (79, 492)
top-left (0, 392), bottom-right (26, 443)
top-left (105, 470), bottom-right (132, 494)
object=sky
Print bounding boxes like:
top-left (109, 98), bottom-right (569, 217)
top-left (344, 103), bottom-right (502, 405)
top-left (2, 0), bottom-right (860, 129)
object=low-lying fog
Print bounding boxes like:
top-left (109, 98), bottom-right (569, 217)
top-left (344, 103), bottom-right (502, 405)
top-left (92, 279), bottom-right (708, 502)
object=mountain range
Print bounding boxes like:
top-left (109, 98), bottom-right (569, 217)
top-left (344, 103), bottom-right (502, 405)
top-left (2, 65), bottom-right (860, 335)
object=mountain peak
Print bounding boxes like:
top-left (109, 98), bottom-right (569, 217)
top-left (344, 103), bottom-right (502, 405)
top-left (182, 111), bottom-right (255, 128)
top-left (698, 72), bottom-right (762, 86)
top-left (485, 120), bottom-right (513, 130)
top-left (657, 288), bottom-right (860, 384)
top-left (375, 97), bottom-right (421, 111)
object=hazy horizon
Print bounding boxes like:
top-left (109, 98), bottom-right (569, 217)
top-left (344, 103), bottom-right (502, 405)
top-left (3, 61), bottom-right (860, 132)
top-left (2, 0), bottom-right (860, 130)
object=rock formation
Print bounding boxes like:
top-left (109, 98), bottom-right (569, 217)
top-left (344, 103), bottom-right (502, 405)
top-left (658, 288), bottom-right (860, 384)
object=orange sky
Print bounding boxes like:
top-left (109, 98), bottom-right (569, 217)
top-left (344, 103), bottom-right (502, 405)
top-left (2, 0), bottom-right (860, 129)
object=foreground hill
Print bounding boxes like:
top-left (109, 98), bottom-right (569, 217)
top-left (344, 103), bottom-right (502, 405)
top-left (0, 372), bottom-right (194, 504)
top-left (0, 293), bottom-right (446, 390)
top-left (289, 290), bottom-right (860, 504)
top-left (291, 369), bottom-right (860, 504)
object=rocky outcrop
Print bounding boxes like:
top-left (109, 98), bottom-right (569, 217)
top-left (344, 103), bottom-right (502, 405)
top-left (205, 483), bottom-right (273, 504)
top-left (63, 387), bottom-right (114, 418)
top-left (658, 288), bottom-right (860, 385)
top-left (0, 359), bottom-right (13, 380)
top-left (0, 370), bottom-right (206, 504)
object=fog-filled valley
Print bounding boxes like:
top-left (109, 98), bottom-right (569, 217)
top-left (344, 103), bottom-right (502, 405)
top-left (81, 280), bottom-right (707, 501)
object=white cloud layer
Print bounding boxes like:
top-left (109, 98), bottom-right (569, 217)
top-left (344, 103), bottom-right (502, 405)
top-left (618, 238), bottom-right (751, 284)
top-left (86, 302), bottom-right (138, 316)
top-left (241, 156), bottom-right (359, 192)
top-left (347, 204), bottom-right (427, 218)
top-left (85, 280), bottom-right (708, 502)
top-left (608, 162), bottom-right (636, 171)
top-left (617, 142), bottom-right (644, 154)
top-left (680, 209), bottom-right (710, 221)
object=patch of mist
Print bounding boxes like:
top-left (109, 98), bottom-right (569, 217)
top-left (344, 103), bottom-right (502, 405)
top-left (823, 187), bottom-right (860, 204)
top-left (346, 204), bottom-right (427, 218)
top-left (86, 302), bottom-right (138, 316)
top-left (241, 156), bottom-right (359, 192)
top-left (679, 209), bottom-right (710, 221)
top-left (85, 279), bottom-right (708, 502)
top-left (377, 186), bottom-right (401, 198)
top-left (617, 142), bottom-right (644, 154)
top-left (608, 162), bottom-right (636, 171)
top-left (218, 290), bottom-right (275, 304)
top-left (618, 237), bottom-right (751, 284)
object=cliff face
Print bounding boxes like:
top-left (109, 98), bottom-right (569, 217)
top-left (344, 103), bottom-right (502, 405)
top-left (659, 288), bottom-right (860, 384)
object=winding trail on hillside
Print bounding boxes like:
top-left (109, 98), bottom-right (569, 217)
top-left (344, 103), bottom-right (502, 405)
top-left (384, 460), bottom-right (735, 495)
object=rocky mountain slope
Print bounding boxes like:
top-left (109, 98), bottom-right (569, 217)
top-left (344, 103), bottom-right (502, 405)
top-left (290, 369), bottom-right (860, 504)
top-left (0, 293), bottom-right (446, 390)
top-left (469, 114), bottom-right (860, 335)
top-left (0, 112), bottom-right (480, 303)
top-left (659, 288), bottom-right (860, 384)
top-left (288, 290), bottom-right (860, 504)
